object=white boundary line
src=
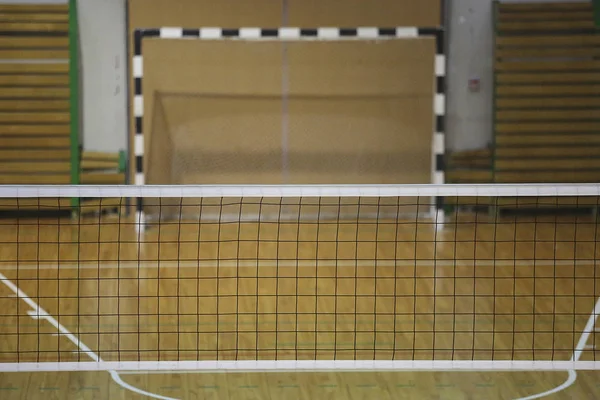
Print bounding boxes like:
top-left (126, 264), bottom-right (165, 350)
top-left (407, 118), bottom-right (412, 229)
top-left (3, 360), bottom-right (600, 373)
top-left (0, 272), bottom-right (177, 400)
top-left (514, 296), bottom-right (600, 400)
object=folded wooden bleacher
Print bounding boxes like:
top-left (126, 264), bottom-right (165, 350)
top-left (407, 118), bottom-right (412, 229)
top-left (0, 2), bottom-right (126, 215)
top-left (448, 1), bottom-right (600, 213)
top-left (494, 1), bottom-right (600, 189)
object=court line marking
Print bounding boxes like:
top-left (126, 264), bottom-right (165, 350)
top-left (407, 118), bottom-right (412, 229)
top-left (1, 268), bottom-right (600, 399)
top-left (0, 259), bottom-right (596, 271)
top-left (0, 272), bottom-right (177, 400)
top-left (513, 295), bottom-right (600, 400)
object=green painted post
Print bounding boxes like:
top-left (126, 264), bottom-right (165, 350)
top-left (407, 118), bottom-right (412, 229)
top-left (118, 150), bottom-right (127, 173)
top-left (69, 0), bottom-right (80, 210)
top-left (594, 0), bottom-right (600, 27)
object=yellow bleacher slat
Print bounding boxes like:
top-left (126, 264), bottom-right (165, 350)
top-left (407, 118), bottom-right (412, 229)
top-left (497, 20), bottom-right (594, 31)
top-left (0, 99), bottom-right (69, 111)
top-left (496, 158), bottom-right (600, 170)
top-left (496, 122), bottom-right (600, 133)
top-left (497, 84), bottom-right (600, 96)
top-left (0, 87), bottom-right (69, 98)
top-left (0, 22), bottom-right (68, 32)
top-left (80, 160), bottom-right (119, 170)
top-left (496, 134), bottom-right (600, 146)
top-left (497, 97), bottom-right (600, 108)
top-left (0, 49), bottom-right (69, 59)
top-left (80, 173), bottom-right (126, 184)
top-left (0, 161), bottom-right (70, 173)
top-left (0, 13), bottom-right (68, 22)
top-left (497, 11), bottom-right (592, 21)
top-left (0, 4), bottom-right (68, 13)
top-left (0, 75), bottom-right (68, 86)
top-left (0, 137), bottom-right (69, 148)
top-left (496, 73), bottom-right (600, 84)
top-left (496, 109), bottom-right (600, 121)
top-left (0, 112), bottom-right (69, 124)
top-left (497, 35), bottom-right (600, 47)
top-left (495, 60), bottom-right (600, 72)
top-left (0, 63), bottom-right (68, 74)
top-left (0, 149), bottom-right (70, 160)
top-left (0, 174), bottom-right (70, 184)
top-left (0, 125), bottom-right (69, 135)
top-left (446, 170), bottom-right (493, 183)
top-left (495, 171), bottom-right (600, 183)
top-left (81, 151), bottom-right (120, 162)
top-left (498, 3), bottom-right (592, 12)
top-left (496, 47), bottom-right (600, 58)
top-left (495, 147), bottom-right (600, 158)
top-left (0, 37), bottom-right (68, 48)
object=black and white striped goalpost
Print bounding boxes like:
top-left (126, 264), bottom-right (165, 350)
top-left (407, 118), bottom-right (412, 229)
top-left (132, 27), bottom-right (446, 228)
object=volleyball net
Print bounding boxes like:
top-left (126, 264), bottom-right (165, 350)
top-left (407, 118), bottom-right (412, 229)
top-left (0, 184), bottom-right (599, 372)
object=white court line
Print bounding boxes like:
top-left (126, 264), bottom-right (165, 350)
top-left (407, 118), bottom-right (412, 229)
top-left (0, 272), bottom-right (178, 400)
top-left (0, 259), bottom-right (596, 271)
top-left (1, 270), bottom-right (600, 398)
top-left (513, 296), bottom-right (600, 400)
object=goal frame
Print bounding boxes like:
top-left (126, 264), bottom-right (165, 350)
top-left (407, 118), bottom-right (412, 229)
top-left (131, 26), bottom-right (447, 225)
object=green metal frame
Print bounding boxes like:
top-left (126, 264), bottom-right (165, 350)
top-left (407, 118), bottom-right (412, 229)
top-left (594, 0), bottom-right (600, 27)
top-left (68, 0), bottom-right (80, 208)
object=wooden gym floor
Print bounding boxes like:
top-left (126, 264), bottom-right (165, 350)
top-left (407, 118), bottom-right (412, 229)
top-left (0, 210), bottom-right (599, 399)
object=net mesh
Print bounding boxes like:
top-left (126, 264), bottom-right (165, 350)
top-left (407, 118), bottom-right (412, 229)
top-left (0, 184), bottom-right (599, 371)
